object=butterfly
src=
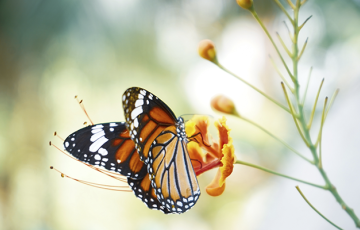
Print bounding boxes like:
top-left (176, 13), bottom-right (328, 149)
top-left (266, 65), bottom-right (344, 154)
top-left (63, 87), bottom-right (200, 214)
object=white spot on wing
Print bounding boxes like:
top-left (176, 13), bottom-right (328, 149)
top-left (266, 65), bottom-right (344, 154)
top-left (94, 154), bottom-right (101, 160)
top-left (89, 136), bottom-right (108, 152)
top-left (135, 99), bottom-right (144, 107)
top-left (64, 142), bottom-right (69, 148)
top-left (140, 90), bottom-right (146, 96)
top-left (177, 201), bottom-right (183, 207)
top-left (134, 118), bottom-right (139, 128)
top-left (131, 106), bottom-right (143, 119)
top-left (110, 123), bottom-right (118, 127)
top-left (98, 148), bottom-right (108, 156)
top-left (90, 130), bottom-right (105, 142)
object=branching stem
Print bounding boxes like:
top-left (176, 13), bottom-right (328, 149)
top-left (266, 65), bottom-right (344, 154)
top-left (216, 63), bottom-right (290, 113)
top-left (235, 160), bottom-right (325, 189)
top-left (296, 186), bottom-right (343, 229)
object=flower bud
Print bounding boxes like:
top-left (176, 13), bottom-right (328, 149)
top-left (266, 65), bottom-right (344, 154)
top-left (236, 0), bottom-right (253, 10)
top-left (211, 95), bottom-right (236, 115)
top-left (198, 39), bottom-right (217, 63)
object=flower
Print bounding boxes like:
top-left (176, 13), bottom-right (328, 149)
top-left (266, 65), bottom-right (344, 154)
top-left (186, 115), bottom-right (235, 196)
top-left (211, 95), bottom-right (236, 115)
top-left (198, 39), bottom-right (218, 63)
top-left (236, 0), bottom-right (253, 10)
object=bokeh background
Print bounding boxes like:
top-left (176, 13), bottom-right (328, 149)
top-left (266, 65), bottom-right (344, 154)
top-left (1, 0), bottom-right (360, 229)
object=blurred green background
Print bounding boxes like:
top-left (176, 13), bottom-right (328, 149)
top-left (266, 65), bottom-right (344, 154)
top-left (1, 0), bottom-right (360, 229)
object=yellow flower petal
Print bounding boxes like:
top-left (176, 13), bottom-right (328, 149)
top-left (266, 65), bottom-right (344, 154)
top-left (219, 139), bottom-right (235, 186)
top-left (185, 115), bottom-right (210, 145)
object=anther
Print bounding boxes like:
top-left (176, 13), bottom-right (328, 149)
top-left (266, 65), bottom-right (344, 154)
top-left (50, 166), bottom-right (54, 169)
top-left (49, 141), bottom-right (52, 146)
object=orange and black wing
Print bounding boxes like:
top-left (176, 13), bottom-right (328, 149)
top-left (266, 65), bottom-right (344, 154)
top-left (128, 174), bottom-right (171, 214)
top-left (122, 87), bottom-right (177, 162)
top-left (148, 126), bottom-right (200, 213)
top-left (64, 122), bottom-right (147, 180)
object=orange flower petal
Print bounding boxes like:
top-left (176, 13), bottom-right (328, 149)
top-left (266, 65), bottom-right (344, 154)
top-left (214, 116), bottom-right (231, 151)
top-left (205, 169), bottom-right (226, 196)
top-left (187, 142), bottom-right (205, 162)
top-left (185, 115), bottom-right (210, 146)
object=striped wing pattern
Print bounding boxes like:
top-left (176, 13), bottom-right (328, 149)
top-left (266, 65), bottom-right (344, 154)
top-left (62, 87), bottom-right (200, 214)
top-left (148, 126), bottom-right (200, 213)
top-left (63, 122), bottom-right (147, 180)
top-left (122, 87), bottom-right (201, 213)
top-left (122, 87), bottom-right (177, 162)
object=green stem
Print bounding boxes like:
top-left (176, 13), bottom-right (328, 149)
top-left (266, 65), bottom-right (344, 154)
top-left (281, 82), bottom-right (309, 146)
top-left (235, 114), bottom-right (313, 163)
top-left (301, 67), bottom-right (313, 105)
top-left (296, 186), bottom-right (343, 229)
top-left (273, 0), bottom-right (294, 24)
top-left (250, 9), bottom-right (295, 82)
top-left (216, 63), bottom-right (290, 113)
top-left (317, 97), bottom-right (328, 166)
top-left (235, 160), bottom-right (325, 189)
top-left (307, 78), bottom-right (324, 130)
top-left (269, 56), bottom-right (294, 93)
top-left (290, 2), bottom-right (360, 227)
top-left (325, 89), bottom-right (339, 120)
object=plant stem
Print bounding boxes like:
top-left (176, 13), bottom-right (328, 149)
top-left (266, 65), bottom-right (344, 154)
top-left (290, 1), bottom-right (360, 227)
top-left (296, 186), bottom-right (343, 229)
top-left (216, 63), bottom-right (290, 113)
top-left (235, 114), bottom-right (313, 163)
top-left (235, 160), bottom-right (325, 189)
top-left (250, 9), bottom-right (295, 83)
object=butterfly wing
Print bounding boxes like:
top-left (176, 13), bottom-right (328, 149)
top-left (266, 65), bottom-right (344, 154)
top-left (63, 122), bottom-right (147, 180)
top-left (122, 87), bottom-right (177, 162)
top-left (128, 174), bottom-right (171, 214)
top-left (148, 126), bottom-right (200, 213)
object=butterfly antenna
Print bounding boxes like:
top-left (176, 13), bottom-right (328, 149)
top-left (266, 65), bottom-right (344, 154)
top-left (53, 131), bottom-right (64, 141)
top-left (75, 95), bottom-right (94, 125)
top-left (180, 113), bottom-right (214, 122)
top-left (49, 166), bottom-right (131, 192)
top-left (49, 141), bottom-right (127, 183)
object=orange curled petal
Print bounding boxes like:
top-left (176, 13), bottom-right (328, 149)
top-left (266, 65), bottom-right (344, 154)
top-left (219, 139), bottom-right (235, 186)
top-left (187, 142), bottom-right (205, 162)
top-left (214, 116), bottom-right (231, 151)
top-left (186, 115), bottom-right (210, 145)
top-left (205, 169), bottom-right (226, 196)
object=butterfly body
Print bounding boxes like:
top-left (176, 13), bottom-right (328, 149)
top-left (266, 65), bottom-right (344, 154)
top-left (63, 87), bottom-right (200, 214)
